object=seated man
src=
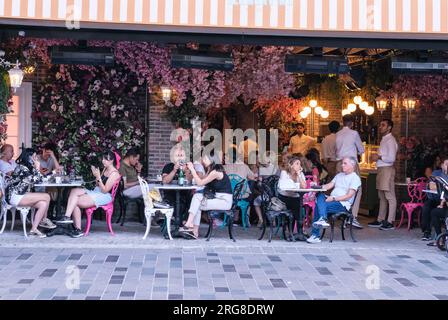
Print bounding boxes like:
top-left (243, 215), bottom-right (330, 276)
top-left (119, 148), bottom-right (143, 199)
top-left (307, 157), bottom-right (361, 244)
top-left (0, 144), bottom-right (17, 176)
top-left (161, 147), bottom-right (193, 220)
top-left (421, 156), bottom-right (448, 241)
top-left (37, 142), bottom-right (62, 175)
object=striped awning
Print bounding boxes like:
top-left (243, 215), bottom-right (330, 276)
top-left (1, 0), bottom-right (448, 38)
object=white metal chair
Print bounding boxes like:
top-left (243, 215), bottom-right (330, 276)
top-left (138, 176), bottom-right (174, 240)
top-left (0, 204), bottom-right (34, 238)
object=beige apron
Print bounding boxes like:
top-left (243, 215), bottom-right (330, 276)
top-left (376, 166), bottom-right (395, 191)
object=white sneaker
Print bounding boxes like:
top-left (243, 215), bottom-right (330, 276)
top-left (306, 235), bottom-right (321, 244)
top-left (38, 218), bottom-right (57, 229)
top-left (350, 218), bottom-right (363, 229)
top-left (313, 218), bottom-right (330, 228)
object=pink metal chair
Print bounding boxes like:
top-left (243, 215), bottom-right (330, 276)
top-left (303, 174), bottom-right (318, 230)
top-left (396, 177), bottom-right (427, 231)
top-left (84, 178), bottom-right (121, 236)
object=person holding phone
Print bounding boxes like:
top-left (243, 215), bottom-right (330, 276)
top-left (55, 150), bottom-right (121, 238)
top-left (37, 142), bottom-right (62, 176)
top-left (4, 148), bottom-right (56, 238)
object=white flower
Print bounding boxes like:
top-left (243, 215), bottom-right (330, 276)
top-left (111, 105), bottom-right (117, 112)
top-left (93, 85), bottom-right (100, 91)
top-left (87, 120), bottom-right (93, 126)
top-left (58, 140), bottom-right (64, 148)
top-left (58, 105), bottom-right (63, 113)
top-left (40, 97), bottom-right (45, 103)
top-left (51, 104), bottom-right (57, 111)
top-left (71, 81), bottom-right (77, 87)
top-left (94, 80), bottom-right (101, 86)
top-left (111, 69), bottom-right (116, 75)
top-left (102, 89), bottom-right (110, 95)
top-left (136, 129), bottom-right (141, 136)
top-left (132, 86), bottom-right (138, 92)
top-left (62, 151), bottom-right (69, 157)
top-left (113, 81), bottom-right (120, 88)
top-left (80, 128), bottom-right (87, 136)
top-left (111, 111), bottom-right (116, 118)
top-left (117, 104), bottom-right (124, 110)
top-left (115, 129), bottom-right (122, 138)
top-left (79, 100), bottom-right (85, 107)
top-left (124, 111), bottom-right (129, 117)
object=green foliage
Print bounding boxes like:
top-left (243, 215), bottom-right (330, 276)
top-left (165, 91), bottom-right (204, 129)
top-left (0, 72), bottom-right (10, 114)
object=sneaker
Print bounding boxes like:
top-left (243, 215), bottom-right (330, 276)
top-left (368, 220), bottom-right (383, 228)
top-left (426, 241), bottom-right (436, 247)
top-left (421, 232), bottom-right (432, 241)
top-left (38, 218), bottom-right (57, 229)
top-left (379, 222), bottom-right (395, 230)
top-left (313, 218), bottom-right (330, 228)
top-left (29, 229), bottom-right (46, 238)
top-left (306, 235), bottom-right (321, 244)
top-left (70, 228), bottom-right (84, 238)
top-left (55, 216), bottom-right (73, 224)
top-left (350, 218), bottom-right (363, 229)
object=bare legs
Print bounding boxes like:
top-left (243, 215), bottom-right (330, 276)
top-left (64, 188), bottom-right (96, 229)
top-left (254, 205), bottom-right (263, 226)
top-left (184, 213), bottom-right (199, 238)
top-left (17, 193), bottom-right (51, 232)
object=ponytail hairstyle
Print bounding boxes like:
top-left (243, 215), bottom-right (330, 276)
top-left (102, 150), bottom-right (118, 167)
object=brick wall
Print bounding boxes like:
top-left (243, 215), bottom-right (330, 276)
top-left (147, 99), bottom-right (176, 178)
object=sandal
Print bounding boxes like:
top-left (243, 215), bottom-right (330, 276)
top-left (29, 229), bottom-right (47, 238)
top-left (179, 226), bottom-right (194, 232)
top-left (183, 231), bottom-right (198, 239)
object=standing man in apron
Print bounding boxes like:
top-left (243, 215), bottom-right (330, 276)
top-left (368, 119), bottom-right (398, 230)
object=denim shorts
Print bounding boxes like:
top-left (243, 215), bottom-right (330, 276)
top-left (86, 187), bottom-right (112, 208)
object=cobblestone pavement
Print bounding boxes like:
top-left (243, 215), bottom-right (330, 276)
top-left (0, 216), bottom-right (447, 300)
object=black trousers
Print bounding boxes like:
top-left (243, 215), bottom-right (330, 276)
top-left (278, 194), bottom-right (303, 233)
top-left (421, 199), bottom-right (440, 233)
top-left (430, 207), bottom-right (448, 235)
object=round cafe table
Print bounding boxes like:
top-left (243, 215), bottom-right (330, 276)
top-left (34, 179), bottom-right (84, 237)
top-left (154, 184), bottom-right (204, 238)
top-left (279, 186), bottom-right (327, 241)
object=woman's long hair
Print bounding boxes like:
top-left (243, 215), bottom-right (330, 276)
top-left (16, 148), bottom-right (36, 171)
top-left (204, 154), bottom-right (225, 174)
top-left (102, 150), bottom-right (118, 168)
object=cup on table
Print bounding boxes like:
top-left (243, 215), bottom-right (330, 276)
top-left (157, 174), bottom-right (162, 182)
top-left (55, 176), bottom-right (62, 184)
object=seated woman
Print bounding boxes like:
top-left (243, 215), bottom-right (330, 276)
top-left (4, 148), bottom-right (55, 238)
top-left (277, 155), bottom-right (307, 240)
top-left (179, 154), bottom-right (233, 239)
top-left (56, 151), bottom-right (121, 238)
top-left (306, 148), bottom-right (329, 184)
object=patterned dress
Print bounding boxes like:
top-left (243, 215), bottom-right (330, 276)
top-left (4, 165), bottom-right (44, 205)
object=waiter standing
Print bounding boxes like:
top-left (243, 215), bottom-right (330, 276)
top-left (368, 119), bottom-right (398, 231)
top-left (335, 114), bottom-right (365, 229)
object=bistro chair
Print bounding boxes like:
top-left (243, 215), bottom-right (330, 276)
top-left (204, 180), bottom-right (246, 242)
top-left (138, 176), bottom-right (174, 240)
top-left (115, 179), bottom-right (144, 226)
top-left (396, 177), bottom-right (427, 231)
top-left (84, 177), bottom-right (121, 236)
top-left (302, 175), bottom-right (318, 230)
top-left (320, 188), bottom-right (360, 243)
top-left (0, 204), bottom-right (34, 238)
top-left (224, 174), bottom-right (251, 229)
top-left (258, 182), bottom-right (294, 243)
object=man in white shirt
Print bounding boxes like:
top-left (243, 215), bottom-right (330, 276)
top-left (335, 114), bottom-right (365, 229)
top-left (307, 157), bottom-right (362, 243)
top-left (288, 123), bottom-right (316, 155)
top-left (368, 119), bottom-right (398, 231)
top-left (321, 121), bottom-right (340, 181)
top-left (0, 144), bottom-right (17, 175)
top-left (237, 137), bottom-right (258, 164)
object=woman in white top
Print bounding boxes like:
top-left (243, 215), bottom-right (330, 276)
top-left (277, 156), bottom-right (307, 240)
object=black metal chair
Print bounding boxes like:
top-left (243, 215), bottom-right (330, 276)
top-left (320, 188), bottom-right (360, 243)
top-left (258, 182), bottom-right (294, 242)
top-left (115, 179), bottom-right (144, 226)
top-left (203, 180), bottom-right (246, 242)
